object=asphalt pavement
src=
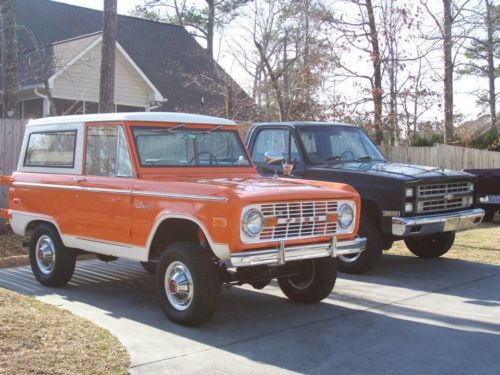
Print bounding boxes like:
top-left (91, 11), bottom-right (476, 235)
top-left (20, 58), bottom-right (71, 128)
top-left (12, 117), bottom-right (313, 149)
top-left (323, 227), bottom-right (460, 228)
top-left (0, 254), bottom-right (499, 375)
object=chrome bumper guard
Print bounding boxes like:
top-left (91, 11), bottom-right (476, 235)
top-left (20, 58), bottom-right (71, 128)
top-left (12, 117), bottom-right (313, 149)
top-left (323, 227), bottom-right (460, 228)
top-left (392, 208), bottom-right (484, 237)
top-left (230, 236), bottom-right (367, 268)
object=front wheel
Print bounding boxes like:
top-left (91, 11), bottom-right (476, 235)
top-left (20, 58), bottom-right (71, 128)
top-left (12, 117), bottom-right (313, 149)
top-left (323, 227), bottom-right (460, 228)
top-left (29, 224), bottom-right (76, 287)
top-left (156, 242), bottom-right (220, 326)
top-left (404, 232), bottom-right (456, 258)
top-left (338, 214), bottom-right (382, 274)
top-left (278, 257), bottom-right (337, 304)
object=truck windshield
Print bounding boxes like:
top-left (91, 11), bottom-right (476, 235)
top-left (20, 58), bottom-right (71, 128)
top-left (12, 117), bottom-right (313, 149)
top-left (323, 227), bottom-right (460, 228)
top-left (132, 126), bottom-right (251, 167)
top-left (298, 126), bottom-right (385, 163)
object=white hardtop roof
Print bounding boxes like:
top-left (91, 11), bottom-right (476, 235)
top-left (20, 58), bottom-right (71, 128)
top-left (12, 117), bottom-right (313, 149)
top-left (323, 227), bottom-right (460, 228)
top-left (27, 112), bottom-right (238, 127)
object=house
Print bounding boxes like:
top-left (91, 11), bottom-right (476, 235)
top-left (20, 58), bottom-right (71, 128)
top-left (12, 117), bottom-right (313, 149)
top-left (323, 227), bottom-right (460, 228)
top-left (2, 0), bottom-right (251, 119)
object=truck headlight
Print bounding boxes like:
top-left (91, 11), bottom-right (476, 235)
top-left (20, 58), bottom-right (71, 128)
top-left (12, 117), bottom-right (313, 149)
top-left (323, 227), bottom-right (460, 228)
top-left (405, 187), bottom-right (414, 198)
top-left (405, 202), bottom-right (413, 213)
top-left (338, 204), bottom-right (354, 229)
top-left (242, 209), bottom-right (264, 237)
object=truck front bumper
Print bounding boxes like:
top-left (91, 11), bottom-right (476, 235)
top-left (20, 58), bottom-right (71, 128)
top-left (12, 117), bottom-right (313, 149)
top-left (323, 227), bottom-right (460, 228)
top-left (230, 236), bottom-right (367, 268)
top-left (392, 208), bottom-right (484, 237)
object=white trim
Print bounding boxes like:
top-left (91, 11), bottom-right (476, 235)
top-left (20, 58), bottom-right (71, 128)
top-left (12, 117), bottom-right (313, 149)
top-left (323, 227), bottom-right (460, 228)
top-left (115, 42), bottom-right (164, 102)
top-left (146, 213), bottom-right (230, 261)
top-left (27, 112), bottom-right (237, 127)
top-left (62, 235), bottom-right (147, 262)
top-left (47, 35), bottom-right (103, 88)
top-left (131, 190), bottom-right (227, 202)
top-left (9, 211), bottom-right (62, 237)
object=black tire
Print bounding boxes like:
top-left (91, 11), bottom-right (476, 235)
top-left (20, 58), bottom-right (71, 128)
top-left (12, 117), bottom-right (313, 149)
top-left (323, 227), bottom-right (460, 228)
top-left (140, 261), bottom-right (157, 274)
top-left (338, 213), bottom-right (383, 274)
top-left (156, 242), bottom-right (220, 326)
top-left (404, 232), bottom-right (456, 258)
top-left (482, 209), bottom-right (495, 223)
top-left (29, 224), bottom-right (76, 287)
top-left (278, 257), bottom-right (337, 304)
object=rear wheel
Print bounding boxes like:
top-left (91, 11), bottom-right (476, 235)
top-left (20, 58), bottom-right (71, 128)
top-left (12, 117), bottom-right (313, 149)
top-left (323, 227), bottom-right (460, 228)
top-left (156, 242), bottom-right (220, 326)
top-left (404, 232), bottom-right (456, 258)
top-left (278, 257), bottom-right (336, 303)
top-left (338, 213), bottom-right (382, 274)
top-left (29, 224), bottom-right (76, 287)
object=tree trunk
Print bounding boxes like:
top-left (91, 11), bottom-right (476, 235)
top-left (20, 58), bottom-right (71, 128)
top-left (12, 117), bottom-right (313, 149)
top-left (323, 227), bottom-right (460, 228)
top-left (99, 0), bottom-right (117, 113)
top-left (206, 0), bottom-right (215, 60)
top-left (485, 0), bottom-right (496, 130)
top-left (443, 0), bottom-right (454, 143)
top-left (0, 0), bottom-right (19, 119)
top-left (366, 0), bottom-right (383, 145)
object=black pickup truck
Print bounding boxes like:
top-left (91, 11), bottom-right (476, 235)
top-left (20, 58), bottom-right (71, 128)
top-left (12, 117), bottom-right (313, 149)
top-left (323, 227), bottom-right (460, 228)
top-left (463, 169), bottom-right (500, 222)
top-left (245, 122), bottom-right (485, 274)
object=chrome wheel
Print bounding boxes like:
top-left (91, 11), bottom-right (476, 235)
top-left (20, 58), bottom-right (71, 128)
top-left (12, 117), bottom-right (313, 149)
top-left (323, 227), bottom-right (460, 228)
top-left (287, 261), bottom-right (316, 290)
top-left (338, 252), bottom-right (362, 263)
top-left (164, 261), bottom-right (194, 311)
top-left (35, 235), bottom-right (56, 275)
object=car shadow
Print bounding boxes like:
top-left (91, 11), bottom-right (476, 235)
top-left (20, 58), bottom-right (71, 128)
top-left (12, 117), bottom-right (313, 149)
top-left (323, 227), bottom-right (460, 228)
top-left (0, 256), bottom-right (499, 374)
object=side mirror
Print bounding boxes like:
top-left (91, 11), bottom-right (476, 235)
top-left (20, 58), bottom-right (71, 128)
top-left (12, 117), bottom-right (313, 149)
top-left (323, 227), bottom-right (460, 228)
top-left (264, 151), bottom-right (286, 165)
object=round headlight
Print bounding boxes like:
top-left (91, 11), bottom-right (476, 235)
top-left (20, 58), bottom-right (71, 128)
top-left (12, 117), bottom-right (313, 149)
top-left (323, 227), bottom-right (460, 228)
top-left (242, 209), bottom-right (264, 237)
top-left (338, 204), bottom-right (354, 229)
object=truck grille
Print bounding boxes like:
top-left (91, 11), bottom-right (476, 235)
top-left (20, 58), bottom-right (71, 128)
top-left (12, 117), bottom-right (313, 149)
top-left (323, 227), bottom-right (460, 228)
top-left (417, 182), bottom-right (471, 197)
top-left (416, 182), bottom-right (473, 214)
top-left (259, 200), bottom-right (338, 241)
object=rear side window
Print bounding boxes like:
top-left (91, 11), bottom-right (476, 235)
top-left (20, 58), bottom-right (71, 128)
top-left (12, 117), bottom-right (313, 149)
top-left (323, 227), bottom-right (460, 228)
top-left (24, 130), bottom-right (77, 168)
top-left (85, 126), bottom-right (133, 177)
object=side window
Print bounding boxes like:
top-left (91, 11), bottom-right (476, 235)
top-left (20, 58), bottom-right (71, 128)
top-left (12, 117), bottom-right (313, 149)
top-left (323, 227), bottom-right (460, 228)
top-left (251, 129), bottom-right (301, 163)
top-left (85, 126), bottom-right (133, 177)
top-left (24, 130), bottom-right (77, 168)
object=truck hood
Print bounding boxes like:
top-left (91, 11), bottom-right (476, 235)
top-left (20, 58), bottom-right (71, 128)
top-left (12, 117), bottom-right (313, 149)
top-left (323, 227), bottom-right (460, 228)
top-left (315, 161), bottom-right (473, 181)
top-left (136, 173), bottom-right (355, 202)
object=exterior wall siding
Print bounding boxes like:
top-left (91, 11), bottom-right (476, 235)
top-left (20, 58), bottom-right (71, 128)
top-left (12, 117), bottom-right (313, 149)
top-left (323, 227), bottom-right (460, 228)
top-left (51, 43), bottom-right (150, 108)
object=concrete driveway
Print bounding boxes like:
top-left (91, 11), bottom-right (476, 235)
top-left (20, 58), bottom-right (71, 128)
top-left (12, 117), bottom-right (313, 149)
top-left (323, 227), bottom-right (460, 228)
top-left (0, 255), bottom-right (499, 375)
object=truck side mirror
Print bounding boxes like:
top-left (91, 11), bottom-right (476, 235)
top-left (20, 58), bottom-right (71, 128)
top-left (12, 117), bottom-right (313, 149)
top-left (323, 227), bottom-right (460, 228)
top-left (264, 151), bottom-right (286, 165)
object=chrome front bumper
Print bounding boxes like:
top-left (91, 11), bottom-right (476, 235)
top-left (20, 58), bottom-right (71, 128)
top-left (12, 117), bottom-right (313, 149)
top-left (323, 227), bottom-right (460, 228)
top-left (392, 208), bottom-right (484, 237)
top-left (230, 237), bottom-right (367, 268)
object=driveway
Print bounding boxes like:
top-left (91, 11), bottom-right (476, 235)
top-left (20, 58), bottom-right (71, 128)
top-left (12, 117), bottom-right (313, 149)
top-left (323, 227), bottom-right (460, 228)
top-left (0, 255), bottom-right (499, 374)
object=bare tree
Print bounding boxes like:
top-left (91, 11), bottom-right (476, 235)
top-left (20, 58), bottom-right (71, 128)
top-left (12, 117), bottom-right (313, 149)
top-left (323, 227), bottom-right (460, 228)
top-left (99, 0), bottom-right (117, 113)
top-left (0, 0), bottom-right (19, 119)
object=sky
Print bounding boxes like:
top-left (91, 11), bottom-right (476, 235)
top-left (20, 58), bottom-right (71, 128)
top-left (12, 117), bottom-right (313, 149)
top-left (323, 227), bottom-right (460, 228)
top-left (53, 0), bottom-right (489, 123)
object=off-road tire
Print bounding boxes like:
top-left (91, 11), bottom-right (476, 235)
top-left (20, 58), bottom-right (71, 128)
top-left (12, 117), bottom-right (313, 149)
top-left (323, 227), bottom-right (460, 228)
top-left (404, 232), bottom-right (456, 258)
top-left (29, 224), bottom-right (76, 287)
top-left (278, 257), bottom-right (336, 303)
top-left (140, 261), bottom-right (157, 274)
top-left (338, 213), bottom-right (382, 274)
top-left (156, 242), bottom-right (220, 326)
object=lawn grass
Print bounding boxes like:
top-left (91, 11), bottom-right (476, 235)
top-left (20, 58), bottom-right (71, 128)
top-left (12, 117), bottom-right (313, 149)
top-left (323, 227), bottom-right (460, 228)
top-left (0, 288), bottom-right (129, 374)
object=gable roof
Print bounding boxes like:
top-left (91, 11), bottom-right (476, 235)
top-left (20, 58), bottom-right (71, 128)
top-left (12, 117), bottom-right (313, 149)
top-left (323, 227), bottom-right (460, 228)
top-left (11, 0), bottom-right (250, 115)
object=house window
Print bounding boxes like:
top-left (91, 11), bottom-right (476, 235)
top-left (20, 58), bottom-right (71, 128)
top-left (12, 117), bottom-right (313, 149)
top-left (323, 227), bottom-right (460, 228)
top-left (24, 130), bottom-right (77, 168)
top-left (85, 126), bottom-right (133, 177)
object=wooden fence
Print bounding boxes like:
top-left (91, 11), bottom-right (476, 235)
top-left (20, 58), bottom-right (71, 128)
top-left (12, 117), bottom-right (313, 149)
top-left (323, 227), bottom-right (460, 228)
top-left (0, 120), bottom-right (27, 231)
top-left (379, 144), bottom-right (500, 170)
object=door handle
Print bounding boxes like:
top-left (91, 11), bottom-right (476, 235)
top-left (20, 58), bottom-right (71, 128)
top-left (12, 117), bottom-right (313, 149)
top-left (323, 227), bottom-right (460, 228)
top-left (73, 177), bottom-right (87, 183)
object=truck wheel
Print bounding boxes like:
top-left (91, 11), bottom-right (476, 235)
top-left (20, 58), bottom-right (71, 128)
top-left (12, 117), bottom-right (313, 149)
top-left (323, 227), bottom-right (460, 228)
top-left (482, 209), bottom-right (495, 222)
top-left (404, 232), bottom-right (455, 258)
top-left (29, 224), bottom-right (76, 287)
top-left (140, 261), bottom-right (156, 274)
top-left (156, 242), bottom-right (220, 326)
top-left (278, 257), bottom-right (336, 303)
top-left (338, 214), bottom-right (382, 274)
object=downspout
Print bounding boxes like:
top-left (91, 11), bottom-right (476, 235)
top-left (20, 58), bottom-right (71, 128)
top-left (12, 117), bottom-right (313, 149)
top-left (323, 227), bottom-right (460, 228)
top-left (34, 88), bottom-right (50, 117)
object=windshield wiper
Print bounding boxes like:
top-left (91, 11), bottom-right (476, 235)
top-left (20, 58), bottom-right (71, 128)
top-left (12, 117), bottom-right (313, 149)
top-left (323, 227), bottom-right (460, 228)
top-left (325, 155), bottom-right (342, 161)
top-left (357, 155), bottom-right (372, 162)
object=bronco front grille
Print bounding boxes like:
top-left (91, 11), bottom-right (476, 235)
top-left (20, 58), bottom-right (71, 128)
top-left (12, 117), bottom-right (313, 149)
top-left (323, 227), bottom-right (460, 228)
top-left (415, 182), bottom-right (473, 214)
top-left (259, 200), bottom-right (338, 241)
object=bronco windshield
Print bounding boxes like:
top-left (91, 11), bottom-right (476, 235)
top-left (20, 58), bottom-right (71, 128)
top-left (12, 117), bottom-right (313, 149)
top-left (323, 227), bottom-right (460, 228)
top-left (132, 126), bottom-right (251, 167)
top-left (298, 125), bottom-right (385, 163)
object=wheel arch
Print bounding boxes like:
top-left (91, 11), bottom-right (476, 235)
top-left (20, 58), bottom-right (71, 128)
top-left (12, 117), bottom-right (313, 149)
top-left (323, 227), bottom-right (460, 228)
top-left (146, 213), bottom-right (230, 262)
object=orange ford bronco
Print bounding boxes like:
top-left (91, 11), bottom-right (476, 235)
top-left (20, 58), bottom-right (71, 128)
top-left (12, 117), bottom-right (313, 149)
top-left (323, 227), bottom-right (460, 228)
top-left (1, 113), bottom-right (366, 325)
